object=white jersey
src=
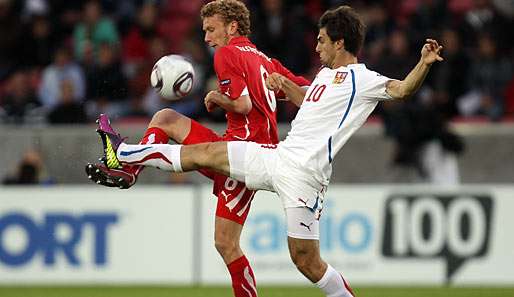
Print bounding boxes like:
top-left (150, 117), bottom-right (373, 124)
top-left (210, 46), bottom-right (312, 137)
top-left (278, 63), bottom-right (393, 184)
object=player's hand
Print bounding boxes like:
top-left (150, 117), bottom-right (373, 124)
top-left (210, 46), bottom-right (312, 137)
top-left (266, 73), bottom-right (285, 91)
top-left (421, 38), bottom-right (444, 65)
top-left (204, 90), bottom-right (220, 112)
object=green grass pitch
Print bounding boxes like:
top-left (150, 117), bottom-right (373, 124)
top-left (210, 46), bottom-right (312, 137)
top-left (1, 286), bottom-right (513, 297)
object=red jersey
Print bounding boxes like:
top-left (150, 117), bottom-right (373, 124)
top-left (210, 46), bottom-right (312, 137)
top-left (214, 36), bottom-right (310, 144)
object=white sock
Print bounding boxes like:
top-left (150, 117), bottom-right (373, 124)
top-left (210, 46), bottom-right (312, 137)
top-left (117, 143), bottom-right (183, 172)
top-left (316, 264), bottom-right (355, 297)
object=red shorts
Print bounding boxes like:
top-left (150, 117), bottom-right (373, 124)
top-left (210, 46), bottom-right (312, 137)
top-left (182, 119), bottom-right (255, 225)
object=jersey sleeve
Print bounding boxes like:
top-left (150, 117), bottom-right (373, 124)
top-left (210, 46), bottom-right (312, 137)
top-left (214, 47), bottom-right (247, 100)
top-left (271, 58), bottom-right (310, 99)
top-left (361, 71), bottom-right (394, 101)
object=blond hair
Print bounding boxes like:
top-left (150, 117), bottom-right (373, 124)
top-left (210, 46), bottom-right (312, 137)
top-left (200, 0), bottom-right (251, 36)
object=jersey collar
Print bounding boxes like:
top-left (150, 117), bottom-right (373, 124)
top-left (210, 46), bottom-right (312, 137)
top-left (228, 36), bottom-right (251, 46)
top-left (334, 63), bottom-right (365, 71)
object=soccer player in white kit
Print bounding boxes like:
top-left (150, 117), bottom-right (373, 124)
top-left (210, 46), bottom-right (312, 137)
top-left (89, 5), bottom-right (443, 296)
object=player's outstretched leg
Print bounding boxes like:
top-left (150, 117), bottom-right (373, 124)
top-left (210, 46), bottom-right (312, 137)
top-left (87, 112), bottom-right (178, 188)
top-left (92, 113), bottom-right (183, 172)
top-left (86, 115), bottom-right (233, 187)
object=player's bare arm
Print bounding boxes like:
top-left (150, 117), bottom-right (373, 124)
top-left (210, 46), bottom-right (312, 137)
top-left (266, 73), bottom-right (307, 107)
top-left (386, 39), bottom-right (443, 100)
top-left (204, 90), bottom-right (252, 114)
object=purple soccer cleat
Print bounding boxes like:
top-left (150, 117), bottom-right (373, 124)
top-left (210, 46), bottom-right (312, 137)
top-left (96, 114), bottom-right (126, 169)
top-left (85, 114), bottom-right (136, 189)
top-left (85, 162), bottom-right (136, 189)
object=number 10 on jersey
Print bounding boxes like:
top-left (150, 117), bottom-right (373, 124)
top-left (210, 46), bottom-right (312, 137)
top-left (306, 84), bottom-right (326, 102)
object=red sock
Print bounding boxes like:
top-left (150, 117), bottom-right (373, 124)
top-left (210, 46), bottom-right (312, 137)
top-left (140, 127), bottom-right (169, 145)
top-left (125, 127), bottom-right (169, 176)
top-left (227, 256), bottom-right (258, 297)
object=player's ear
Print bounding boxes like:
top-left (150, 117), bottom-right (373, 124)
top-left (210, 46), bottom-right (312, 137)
top-left (228, 20), bottom-right (238, 36)
top-left (335, 39), bottom-right (344, 51)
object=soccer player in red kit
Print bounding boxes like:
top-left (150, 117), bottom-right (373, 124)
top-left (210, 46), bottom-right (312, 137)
top-left (86, 1), bottom-right (309, 296)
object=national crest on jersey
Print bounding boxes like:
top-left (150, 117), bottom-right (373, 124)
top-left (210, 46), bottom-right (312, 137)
top-left (332, 71), bottom-right (347, 84)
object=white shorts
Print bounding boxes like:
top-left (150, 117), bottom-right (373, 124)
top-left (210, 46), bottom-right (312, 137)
top-left (227, 141), bottom-right (326, 239)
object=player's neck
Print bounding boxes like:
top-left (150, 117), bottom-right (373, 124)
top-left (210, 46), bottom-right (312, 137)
top-left (331, 52), bottom-right (358, 69)
top-left (227, 34), bottom-right (243, 44)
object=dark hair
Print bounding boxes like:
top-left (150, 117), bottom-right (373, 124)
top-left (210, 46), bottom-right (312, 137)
top-left (318, 5), bottom-right (365, 56)
top-left (201, 0), bottom-right (251, 37)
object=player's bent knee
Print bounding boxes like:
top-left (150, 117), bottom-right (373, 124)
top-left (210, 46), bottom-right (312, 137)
top-left (150, 108), bottom-right (180, 127)
top-left (151, 108), bottom-right (191, 131)
top-left (214, 235), bottom-right (240, 256)
top-left (149, 108), bottom-right (191, 141)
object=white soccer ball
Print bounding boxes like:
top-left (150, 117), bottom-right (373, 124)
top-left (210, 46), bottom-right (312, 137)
top-left (150, 54), bottom-right (195, 101)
